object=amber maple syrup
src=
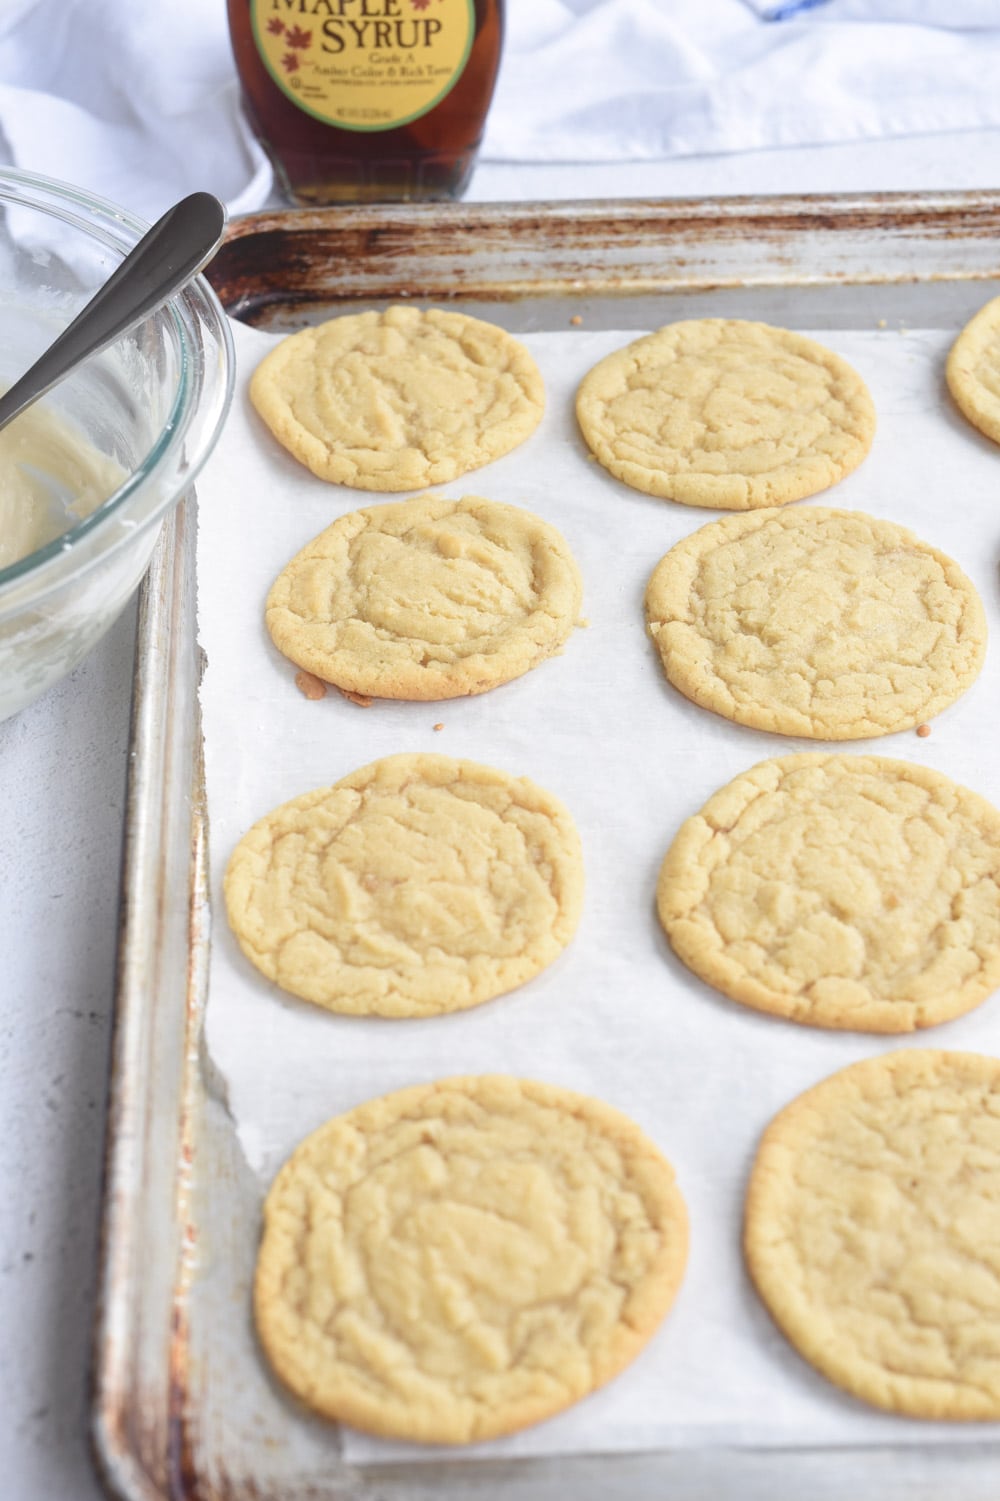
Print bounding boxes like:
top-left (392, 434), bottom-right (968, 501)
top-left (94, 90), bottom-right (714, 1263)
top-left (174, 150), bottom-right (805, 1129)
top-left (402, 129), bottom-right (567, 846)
top-left (227, 0), bottom-right (504, 204)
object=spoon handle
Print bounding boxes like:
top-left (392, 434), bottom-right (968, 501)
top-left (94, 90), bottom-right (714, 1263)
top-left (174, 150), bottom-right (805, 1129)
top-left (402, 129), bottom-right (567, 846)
top-left (0, 191), bottom-right (227, 434)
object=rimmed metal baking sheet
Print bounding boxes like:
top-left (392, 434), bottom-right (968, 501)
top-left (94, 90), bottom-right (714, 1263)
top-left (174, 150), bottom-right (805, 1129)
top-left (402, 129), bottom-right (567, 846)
top-left (92, 193), bottom-right (1000, 1501)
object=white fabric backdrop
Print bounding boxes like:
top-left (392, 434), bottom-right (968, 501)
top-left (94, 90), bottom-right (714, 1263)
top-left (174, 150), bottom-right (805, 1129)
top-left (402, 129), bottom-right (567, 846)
top-left (1, 0), bottom-right (1000, 222)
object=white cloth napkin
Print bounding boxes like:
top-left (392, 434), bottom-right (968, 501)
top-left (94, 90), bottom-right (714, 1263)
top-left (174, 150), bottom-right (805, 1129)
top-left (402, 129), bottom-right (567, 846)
top-left (483, 0), bottom-right (1000, 162)
top-left (0, 0), bottom-right (271, 221)
top-left (2, 0), bottom-right (1000, 223)
top-left (742, 0), bottom-right (999, 20)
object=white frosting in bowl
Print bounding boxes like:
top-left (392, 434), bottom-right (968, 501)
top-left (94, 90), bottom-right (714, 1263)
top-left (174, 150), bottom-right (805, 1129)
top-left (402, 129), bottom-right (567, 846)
top-left (0, 398), bottom-right (125, 570)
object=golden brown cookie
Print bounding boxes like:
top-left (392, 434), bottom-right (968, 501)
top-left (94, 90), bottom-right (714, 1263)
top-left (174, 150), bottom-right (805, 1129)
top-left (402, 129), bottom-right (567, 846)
top-left (946, 295), bottom-right (1000, 445)
top-left (644, 506), bottom-right (986, 739)
top-left (745, 1049), bottom-right (1000, 1419)
top-left (265, 495), bottom-right (583, 700)
top-left (223, 753), bottom-right (584, 1018)
top-left (249, 306), bottom-right (545, 490)
top-left (657, 753), bottom-right (1000, 1032)
top-left (255, 1075), bottom-right (689, 1442)
top-left (576, 319), bottom-right (875, 509)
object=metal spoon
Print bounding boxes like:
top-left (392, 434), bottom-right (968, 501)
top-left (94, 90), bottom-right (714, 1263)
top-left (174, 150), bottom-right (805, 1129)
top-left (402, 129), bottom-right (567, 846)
top-left (0, 190), bottom-right (227, 437)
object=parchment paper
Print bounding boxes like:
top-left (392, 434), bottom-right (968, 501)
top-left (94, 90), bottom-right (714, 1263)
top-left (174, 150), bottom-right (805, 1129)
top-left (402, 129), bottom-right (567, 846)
top-left (197, 316), bottom-right (1000, 1464)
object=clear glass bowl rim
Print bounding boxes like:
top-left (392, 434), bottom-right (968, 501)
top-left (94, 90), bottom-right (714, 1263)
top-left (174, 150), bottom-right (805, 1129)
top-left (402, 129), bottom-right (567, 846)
top-left (0, 165), bottom-right (234, 601)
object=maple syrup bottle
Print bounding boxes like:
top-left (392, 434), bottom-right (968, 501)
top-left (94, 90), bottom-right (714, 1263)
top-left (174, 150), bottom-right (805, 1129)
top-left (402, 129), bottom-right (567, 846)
top-left (227, 0), bottom-right (504, 205)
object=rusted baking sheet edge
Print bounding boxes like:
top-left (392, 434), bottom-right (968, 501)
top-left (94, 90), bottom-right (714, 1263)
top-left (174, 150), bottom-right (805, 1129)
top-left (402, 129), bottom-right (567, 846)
top-left (207, 191), bottom-right (1000, 316)
top-left (91, 497), bottom-right (208, 1501)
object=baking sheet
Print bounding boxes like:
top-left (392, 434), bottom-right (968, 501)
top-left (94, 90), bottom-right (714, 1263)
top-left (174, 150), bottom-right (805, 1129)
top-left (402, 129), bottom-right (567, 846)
top-left (197, 313), bottom-right (1000, 1466)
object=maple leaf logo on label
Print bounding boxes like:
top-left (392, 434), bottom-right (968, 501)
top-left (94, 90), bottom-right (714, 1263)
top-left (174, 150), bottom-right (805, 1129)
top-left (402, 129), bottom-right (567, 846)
top-left (286, 24), bottom-right (312, 49)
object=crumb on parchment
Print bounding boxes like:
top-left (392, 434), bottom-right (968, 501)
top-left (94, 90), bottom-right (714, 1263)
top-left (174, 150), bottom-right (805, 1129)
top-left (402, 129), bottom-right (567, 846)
top-left (295, 670), bottom-right (327, 701)
top-left (338, 686), bottom-right (374, 707)
top-left (916, 724), bottom-right (931, 738)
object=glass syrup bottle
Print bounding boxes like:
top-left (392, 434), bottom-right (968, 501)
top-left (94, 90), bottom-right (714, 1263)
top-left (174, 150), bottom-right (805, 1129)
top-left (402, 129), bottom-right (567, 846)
top-left (227, 0), bottom-right (504, 205)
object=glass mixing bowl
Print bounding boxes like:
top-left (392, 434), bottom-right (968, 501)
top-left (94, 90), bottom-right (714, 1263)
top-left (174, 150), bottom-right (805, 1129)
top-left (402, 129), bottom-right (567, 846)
top-left (0, 168), bottom-right (234, 720)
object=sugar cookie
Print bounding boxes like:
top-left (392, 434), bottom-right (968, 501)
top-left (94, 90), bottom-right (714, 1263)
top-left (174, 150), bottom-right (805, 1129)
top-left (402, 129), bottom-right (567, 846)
top-left (250, 306), bottom-right (544, 490)
top-left (946, 294), bottom-right (1000, 445)
top-left (657, 753), bottom-right (1000, 1031)
top-left (266, 495), bottom-right (582, 700)
top-left (745, 1050), bottom-right (1000, 1419)
top-left (576, 319), bottom-right (875, 509)
top-left (224, 753), bottom-right (584, 1018)
top-left (645, 507), bottom-right (985, 738)
top-left (255, 1075), bottom-right (688, 1442)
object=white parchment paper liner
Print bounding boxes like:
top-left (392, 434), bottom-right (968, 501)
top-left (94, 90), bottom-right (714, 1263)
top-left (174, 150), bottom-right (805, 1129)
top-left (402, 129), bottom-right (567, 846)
top-left (197, 318), bottom-right (1000, 1463)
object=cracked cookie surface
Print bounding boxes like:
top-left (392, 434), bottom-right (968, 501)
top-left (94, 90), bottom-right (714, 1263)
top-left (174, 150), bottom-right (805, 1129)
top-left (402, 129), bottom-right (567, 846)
top-left (265, 495), bottom-right (583, 700)
top-left (249, 306), bottom-right (545, 490)
top-left (575, 319), bottom-right (875, 509)
top-left (657, 754), bottom-right (1000, 1032)
top-left (644, 506), bottom-right (985, 739)
top-left (223, 753), bottom-right (584, 1018)
top-left (946, 295), bottom-right (1000, 446)
top-left (254, 1074), bottom-right (688, 1442)
top-left (745, 1049), bottom-right (1000, 1419)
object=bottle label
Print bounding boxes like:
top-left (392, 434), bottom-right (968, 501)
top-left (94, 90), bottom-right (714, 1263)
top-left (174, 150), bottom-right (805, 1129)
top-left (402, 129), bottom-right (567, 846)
top-left (251, 0), bottom-right (476, 132)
